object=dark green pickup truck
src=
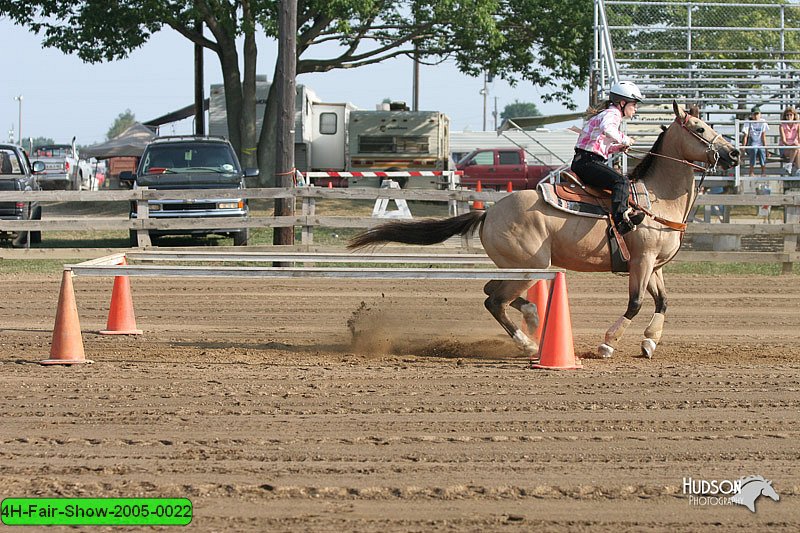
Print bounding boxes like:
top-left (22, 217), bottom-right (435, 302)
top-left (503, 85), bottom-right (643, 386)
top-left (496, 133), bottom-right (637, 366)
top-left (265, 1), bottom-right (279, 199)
top-left (121, 136), bottom-right (258, 247)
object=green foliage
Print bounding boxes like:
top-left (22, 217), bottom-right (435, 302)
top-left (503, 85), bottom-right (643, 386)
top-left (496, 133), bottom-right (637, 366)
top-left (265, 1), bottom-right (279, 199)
top-left (1, 0), bottom-right (592, 109)
top-left (106, 109), bottom-right (136, 141)
top-left (500, 100), bottom-right (542, 121)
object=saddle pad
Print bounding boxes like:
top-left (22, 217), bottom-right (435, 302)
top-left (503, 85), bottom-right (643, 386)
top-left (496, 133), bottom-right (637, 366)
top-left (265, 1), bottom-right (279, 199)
top-left (538, 171), bottom-right (651, 219)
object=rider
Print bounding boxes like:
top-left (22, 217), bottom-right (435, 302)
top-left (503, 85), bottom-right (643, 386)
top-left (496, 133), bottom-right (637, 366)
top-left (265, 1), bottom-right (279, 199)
top-left (571, 80), bottom-right (646, 235)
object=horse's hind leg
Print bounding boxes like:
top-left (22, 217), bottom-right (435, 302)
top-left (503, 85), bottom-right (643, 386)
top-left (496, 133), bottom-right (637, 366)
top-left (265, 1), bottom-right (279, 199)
top-left (483, 280), bottom-right (538, 357)
top-left (641, 268), bottom-right (667, 359)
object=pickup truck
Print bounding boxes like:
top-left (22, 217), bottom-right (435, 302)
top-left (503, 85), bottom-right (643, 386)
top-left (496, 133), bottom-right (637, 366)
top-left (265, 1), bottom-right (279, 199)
top-left (121, 136), bottom-right (258, 247)
top-left (30, 138), bottom-right (94, 190)
top-left (0, 143), bottom-right (45, 247)
top-left (456, 147), bottom-right (555, 190)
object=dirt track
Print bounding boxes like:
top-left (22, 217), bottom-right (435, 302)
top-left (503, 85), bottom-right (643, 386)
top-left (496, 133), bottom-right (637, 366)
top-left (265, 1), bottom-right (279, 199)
top-left (0, 270), bottom-right (798, 531)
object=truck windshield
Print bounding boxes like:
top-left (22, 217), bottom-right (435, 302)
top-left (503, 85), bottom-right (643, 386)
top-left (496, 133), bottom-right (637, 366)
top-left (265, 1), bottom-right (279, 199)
top-left (143, 144), bottom-right (237, 174)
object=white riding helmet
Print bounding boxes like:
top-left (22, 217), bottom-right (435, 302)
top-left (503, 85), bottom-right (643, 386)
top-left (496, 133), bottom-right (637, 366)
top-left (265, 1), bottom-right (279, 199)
top-left (609, 81), bottom-right (645, 103)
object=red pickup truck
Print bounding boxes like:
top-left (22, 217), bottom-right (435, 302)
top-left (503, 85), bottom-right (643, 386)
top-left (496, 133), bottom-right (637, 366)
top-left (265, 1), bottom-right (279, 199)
top-left (456, 147), bottom-right (556, 190)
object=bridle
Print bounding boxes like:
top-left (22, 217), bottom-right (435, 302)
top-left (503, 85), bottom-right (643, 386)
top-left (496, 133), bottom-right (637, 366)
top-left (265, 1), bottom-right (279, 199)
top-left (628, 113), bottom-right (723, 174)
top-left (626, 113), bottom-right (728, 233)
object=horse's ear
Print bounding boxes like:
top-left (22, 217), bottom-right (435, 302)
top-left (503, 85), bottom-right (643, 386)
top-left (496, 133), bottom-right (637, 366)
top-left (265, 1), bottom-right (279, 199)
top-left (673, 100), bottom-right (686, 121)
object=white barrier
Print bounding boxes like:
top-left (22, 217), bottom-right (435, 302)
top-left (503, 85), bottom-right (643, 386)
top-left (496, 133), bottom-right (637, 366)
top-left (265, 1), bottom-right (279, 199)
top-left (66, 251), bottom-right (561, 282)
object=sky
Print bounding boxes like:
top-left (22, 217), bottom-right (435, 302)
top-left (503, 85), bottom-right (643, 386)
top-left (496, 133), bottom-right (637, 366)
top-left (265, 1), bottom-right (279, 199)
top-left (0, 21), bottom-right (588, 146)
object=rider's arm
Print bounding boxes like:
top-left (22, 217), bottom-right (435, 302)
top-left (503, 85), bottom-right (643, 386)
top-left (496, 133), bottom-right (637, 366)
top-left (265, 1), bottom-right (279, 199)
top-left (599, 110), bottom-right (633, 147)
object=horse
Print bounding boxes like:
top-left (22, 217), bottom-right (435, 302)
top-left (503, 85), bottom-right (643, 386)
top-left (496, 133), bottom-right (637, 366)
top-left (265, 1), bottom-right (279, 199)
top-left (349, 101), bottom-right (740, 360)
top-left (730, 475), bottom-right (780, 512)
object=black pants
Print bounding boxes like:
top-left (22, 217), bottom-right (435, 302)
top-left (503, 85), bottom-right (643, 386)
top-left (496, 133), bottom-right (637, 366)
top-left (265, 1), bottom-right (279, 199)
top-left (571, 150), bottom-right (630, 221)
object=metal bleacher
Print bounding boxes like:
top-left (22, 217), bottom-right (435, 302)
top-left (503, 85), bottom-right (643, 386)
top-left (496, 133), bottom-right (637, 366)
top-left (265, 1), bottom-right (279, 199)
top-left (594, 0), bottom-right (800, 190)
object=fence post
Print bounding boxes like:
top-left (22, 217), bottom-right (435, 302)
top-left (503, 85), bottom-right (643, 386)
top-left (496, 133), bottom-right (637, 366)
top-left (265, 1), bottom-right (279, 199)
top-left (301, 188), bottom-right (315, 245)
top-left (783, 203), bottom-right (798, 274)
top-left (135, 186), bottom-right (152, 248)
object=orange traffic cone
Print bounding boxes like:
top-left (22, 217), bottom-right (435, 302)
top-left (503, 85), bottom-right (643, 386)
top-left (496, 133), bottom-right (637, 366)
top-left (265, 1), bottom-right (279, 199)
top-left (99, 259), bottom-right (142, 335)
top-left (473, 180), bottom-right (485, 210)
top-left (507, 181), bottom-right (513, 192)
top-left (532, 272), bottom-right (582, 370)
top-left (523, 280), bottom-right (549, 343)
top-left (41, 270), bottom-right (93, 365)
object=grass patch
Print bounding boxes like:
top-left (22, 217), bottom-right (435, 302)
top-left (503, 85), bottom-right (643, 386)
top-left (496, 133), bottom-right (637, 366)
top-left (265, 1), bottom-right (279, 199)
top-left (663, 261), bottom-right (791, 276)
top-left (0, 259), bottom-right (76, 275)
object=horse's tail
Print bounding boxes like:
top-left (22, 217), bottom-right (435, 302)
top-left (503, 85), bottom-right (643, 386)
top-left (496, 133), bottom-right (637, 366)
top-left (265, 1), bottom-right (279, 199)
top-left (348, 211), bottom-right (486, 249)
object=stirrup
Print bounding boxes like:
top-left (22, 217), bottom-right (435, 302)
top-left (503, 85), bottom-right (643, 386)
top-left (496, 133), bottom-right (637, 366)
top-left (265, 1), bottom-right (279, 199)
top-left (615, 219), bottom-right (635, 235)
top-left (623, 207), bottom-right (645, 226)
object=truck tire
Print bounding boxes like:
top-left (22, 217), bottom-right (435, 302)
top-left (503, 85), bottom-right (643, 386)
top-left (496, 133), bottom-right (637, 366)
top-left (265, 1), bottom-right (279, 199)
top-left (31, 205), bottom-right (42, 244)
top-left (233, 228), bottom-right (249, 246)
top-left (130, 229), bottom-right (145, 248)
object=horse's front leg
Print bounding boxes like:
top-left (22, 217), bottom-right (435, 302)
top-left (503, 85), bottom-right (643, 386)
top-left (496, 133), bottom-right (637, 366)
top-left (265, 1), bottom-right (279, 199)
top-left (641, 268), bottom-right (667, 359)
top-left (597, 257), bottom-right (655, 358)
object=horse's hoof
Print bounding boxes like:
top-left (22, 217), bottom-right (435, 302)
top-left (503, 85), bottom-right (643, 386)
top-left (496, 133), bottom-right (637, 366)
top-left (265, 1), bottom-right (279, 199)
top-left (641, 339), bottom-right (657, 359)
top-left (522, 343), bottom-right (539, 358)
top-left (597, 343), bottom-right (614, 358)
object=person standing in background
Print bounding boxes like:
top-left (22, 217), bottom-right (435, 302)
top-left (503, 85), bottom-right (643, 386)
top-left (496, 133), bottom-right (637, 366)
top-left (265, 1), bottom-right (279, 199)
top-left (742, 106), bottom-right (769, 177)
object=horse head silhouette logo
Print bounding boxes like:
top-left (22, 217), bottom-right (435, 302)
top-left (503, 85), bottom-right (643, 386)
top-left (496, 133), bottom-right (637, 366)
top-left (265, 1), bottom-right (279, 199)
top-left (730, 475), bottom-right (780, 513)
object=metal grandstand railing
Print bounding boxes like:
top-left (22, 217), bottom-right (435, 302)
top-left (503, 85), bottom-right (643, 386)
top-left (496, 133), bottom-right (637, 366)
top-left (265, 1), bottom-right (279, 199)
top-left (594, 0), bottom-right (800, 187)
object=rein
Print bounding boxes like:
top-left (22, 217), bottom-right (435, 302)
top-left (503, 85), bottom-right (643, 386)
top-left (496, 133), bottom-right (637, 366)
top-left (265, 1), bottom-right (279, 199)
top-left (626, 114), bottom-right (725, 233)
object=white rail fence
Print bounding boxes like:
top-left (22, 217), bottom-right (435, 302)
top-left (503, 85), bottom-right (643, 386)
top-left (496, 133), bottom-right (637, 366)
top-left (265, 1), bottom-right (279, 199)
top-left (0, 187), bottom-right (797, 271)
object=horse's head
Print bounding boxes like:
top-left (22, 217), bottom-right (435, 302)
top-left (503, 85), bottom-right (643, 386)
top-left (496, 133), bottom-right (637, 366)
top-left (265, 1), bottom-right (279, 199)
top-left (671, 101), bottom-right (740, 171)
top-left (760, 479), bottom-right (780, 502)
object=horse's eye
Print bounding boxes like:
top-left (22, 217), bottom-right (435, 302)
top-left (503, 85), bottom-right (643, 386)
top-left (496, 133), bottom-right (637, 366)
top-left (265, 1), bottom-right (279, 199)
top-left (696, 128), bottom-right (705, 134)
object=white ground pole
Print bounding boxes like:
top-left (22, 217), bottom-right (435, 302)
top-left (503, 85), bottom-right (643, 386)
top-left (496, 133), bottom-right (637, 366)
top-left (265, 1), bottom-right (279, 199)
top-left (65, 252), bottom-right (562, 356)
top-left (65, 251), bottom-right (561, 283)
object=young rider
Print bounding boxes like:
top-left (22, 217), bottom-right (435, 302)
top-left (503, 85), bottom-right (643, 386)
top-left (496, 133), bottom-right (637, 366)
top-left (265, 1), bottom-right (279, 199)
top-left (571, 80), bottom-right (646, 235)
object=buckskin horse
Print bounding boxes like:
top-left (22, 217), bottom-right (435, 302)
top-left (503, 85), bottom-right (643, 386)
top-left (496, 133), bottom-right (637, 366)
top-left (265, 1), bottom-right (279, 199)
top-left (349, 102), bottom-right (740, 360)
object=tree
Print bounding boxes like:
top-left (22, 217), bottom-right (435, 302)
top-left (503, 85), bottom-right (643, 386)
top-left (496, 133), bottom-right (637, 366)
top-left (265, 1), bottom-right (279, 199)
top-left (500, 100), bottom-right (541, 121)
top-left (0, 0), bottom-right (593, 188)
top-left (106, 109), bottom-right (137, 140)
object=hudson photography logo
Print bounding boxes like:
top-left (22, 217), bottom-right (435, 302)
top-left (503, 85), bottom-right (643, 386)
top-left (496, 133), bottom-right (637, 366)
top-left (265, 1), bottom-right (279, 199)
top-left (682, 475), bottom-right (780, 512)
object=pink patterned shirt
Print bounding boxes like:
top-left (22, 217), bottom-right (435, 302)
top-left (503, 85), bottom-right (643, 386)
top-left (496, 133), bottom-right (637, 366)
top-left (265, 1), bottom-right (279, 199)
top-left (575, 106), bottom-right (631, 159)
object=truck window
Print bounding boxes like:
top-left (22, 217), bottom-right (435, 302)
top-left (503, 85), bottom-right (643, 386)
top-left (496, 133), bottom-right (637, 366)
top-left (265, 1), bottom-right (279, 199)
top-left (498, 151), bottom-right (522, 165)
top-left (0, 149), bottom-right (20, 174)
top-left (472, 151), bottom-right (494, 165)
top-left (396, 136), bottom-right (429, 154)
top-left (359, 135), bottom-right (395, 153)
top-left (319, 112), bottom-right (338, 135)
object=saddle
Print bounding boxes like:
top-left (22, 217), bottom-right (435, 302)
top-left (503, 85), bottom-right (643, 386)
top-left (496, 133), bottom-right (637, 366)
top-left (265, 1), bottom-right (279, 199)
top-left (538, 169), bottom-right (651, 218)
top-left (538, 169), bottom-right (652, 273)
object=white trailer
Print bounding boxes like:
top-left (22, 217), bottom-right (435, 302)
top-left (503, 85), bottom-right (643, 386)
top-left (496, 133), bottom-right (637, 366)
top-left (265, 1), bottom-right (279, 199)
top-left (208, 80), bottom-right (452, 188)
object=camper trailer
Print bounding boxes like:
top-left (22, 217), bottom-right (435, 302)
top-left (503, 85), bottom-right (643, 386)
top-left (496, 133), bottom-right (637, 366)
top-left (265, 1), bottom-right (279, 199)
top-left (208, 81), bottom-right (452, 188)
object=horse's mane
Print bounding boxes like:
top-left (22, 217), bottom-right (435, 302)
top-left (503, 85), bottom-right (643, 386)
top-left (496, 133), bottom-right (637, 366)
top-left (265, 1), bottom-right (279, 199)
top-left (628, 128), bottom-right (668, 181)
top-left (739, 475), bottom-right (768, 485)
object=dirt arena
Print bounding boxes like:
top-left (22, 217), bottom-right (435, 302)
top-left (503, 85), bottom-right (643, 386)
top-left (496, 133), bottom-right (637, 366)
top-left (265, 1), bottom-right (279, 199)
top-left (0, 269), bottom-right (798, 531)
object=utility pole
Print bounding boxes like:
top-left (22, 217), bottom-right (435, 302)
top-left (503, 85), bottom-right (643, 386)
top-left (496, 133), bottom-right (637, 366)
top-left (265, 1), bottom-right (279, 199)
top-left (493, 96), bottom-right (498, 130)
top-left (412, 43), bottom-right (420, 111)
top-left (273, 0), bottom-right (297, 246)
top-left (480, 72), bottom-right (488, 131)
top-left (194, 21), bottom-right (205, 135)
top-left (14, 95), bottom-right (22, 143)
